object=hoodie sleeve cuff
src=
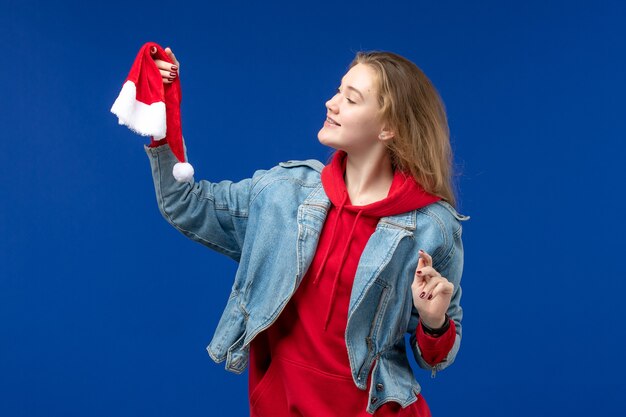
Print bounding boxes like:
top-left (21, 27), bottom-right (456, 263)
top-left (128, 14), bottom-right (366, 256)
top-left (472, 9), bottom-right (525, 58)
top-left (148, 137), bottom-right (168, 148)
top-left (416, 318), bottom-right (456, 367)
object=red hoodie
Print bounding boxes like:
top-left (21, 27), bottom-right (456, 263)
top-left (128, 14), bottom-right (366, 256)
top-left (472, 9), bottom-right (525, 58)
top-left (249, 151), bottom-right (455, 417)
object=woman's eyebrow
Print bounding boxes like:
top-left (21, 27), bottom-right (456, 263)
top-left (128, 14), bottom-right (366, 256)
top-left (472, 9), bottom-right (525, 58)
top-left (344, 85), bottom-right (364, 100)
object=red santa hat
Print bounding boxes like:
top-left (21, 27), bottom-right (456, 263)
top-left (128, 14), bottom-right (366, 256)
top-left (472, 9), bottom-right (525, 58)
top-left (110, 41), bottom-right (194, 182)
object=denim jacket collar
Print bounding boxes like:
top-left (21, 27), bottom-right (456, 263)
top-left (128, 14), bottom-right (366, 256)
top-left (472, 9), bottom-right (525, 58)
top-left (302, 183), bottom-right (416, 231)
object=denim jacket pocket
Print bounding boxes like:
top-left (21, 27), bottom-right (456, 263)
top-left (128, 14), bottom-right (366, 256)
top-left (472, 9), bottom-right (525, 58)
top-left (369, 280), bottom-right (391, 342)
top-left (351, 278), bottom-right (391, 384)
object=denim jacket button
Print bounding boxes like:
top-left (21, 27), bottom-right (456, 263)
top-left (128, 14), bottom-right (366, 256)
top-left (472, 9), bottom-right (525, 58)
top-left (376, 383), bottom-right (384, 392)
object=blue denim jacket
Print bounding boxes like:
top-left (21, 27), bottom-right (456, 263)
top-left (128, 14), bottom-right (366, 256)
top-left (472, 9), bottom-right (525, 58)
top-left (145, 144), bottom-right (469, 414)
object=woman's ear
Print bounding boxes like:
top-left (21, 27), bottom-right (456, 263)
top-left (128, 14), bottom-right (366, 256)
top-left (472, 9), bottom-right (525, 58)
top-left (378, 129), bottom-right (395, 141)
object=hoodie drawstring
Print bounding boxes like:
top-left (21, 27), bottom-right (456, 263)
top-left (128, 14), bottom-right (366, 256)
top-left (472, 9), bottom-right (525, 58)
top-left (312, 192), bottom-right (349, 285)
top-left (323, 208), bottom-right (363, 331)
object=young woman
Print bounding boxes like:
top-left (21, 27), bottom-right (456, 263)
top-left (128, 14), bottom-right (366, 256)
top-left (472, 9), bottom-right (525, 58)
top-left (147, 47), bottom-right (469, 416)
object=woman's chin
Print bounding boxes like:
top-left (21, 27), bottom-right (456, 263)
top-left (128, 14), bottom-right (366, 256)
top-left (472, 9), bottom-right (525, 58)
top-left (317, 130), bottom-right (331, 146)
top-left (318, 131), bottom-right (348, 152)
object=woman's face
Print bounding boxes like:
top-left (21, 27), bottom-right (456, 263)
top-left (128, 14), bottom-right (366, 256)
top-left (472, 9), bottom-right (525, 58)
top-left (317, 63), bottom-right (386, 153)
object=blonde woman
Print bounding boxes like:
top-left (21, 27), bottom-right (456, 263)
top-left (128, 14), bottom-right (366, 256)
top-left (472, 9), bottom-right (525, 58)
top-left (147, 47), bottom-right (469, 416)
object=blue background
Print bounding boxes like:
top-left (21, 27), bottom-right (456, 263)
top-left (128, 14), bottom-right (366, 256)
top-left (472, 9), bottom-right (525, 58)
top-left (2, 0), bottom-right (625, 416)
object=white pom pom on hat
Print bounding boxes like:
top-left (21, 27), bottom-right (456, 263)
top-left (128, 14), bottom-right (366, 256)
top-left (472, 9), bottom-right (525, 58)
top-left (111, 41), bottom-right (194, 182)
top-left (173, 162), bottom-right (194, 182)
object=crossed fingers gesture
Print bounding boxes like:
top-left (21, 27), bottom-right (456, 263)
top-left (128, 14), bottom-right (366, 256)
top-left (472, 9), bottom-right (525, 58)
top-left (411, 250), bottom-right (454, 329)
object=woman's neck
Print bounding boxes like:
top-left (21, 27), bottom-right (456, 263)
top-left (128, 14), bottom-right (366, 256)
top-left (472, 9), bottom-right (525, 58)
top-left (343, 147), bottom-right (394, 206)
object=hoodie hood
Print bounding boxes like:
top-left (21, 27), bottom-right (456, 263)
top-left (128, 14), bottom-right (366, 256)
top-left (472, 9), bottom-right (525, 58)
top-left (321, 150), bottom-right (441, 216)
top-left (311, 150), bottom-right (441, 331)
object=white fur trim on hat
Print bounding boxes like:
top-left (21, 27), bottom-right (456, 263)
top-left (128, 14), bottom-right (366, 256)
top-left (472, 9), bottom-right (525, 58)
top-left (110, 80), bottom-right (167, 139)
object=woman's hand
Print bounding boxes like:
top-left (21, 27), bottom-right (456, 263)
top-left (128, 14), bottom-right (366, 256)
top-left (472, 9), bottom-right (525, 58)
top-left (411, 250), bottom-right (454, 329)
top-left (150, 46), bottom-right (180, 84)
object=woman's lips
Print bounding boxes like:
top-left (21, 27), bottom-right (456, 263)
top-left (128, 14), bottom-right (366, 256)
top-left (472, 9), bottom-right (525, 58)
top-left (325, 116), bottom-right (341, 126)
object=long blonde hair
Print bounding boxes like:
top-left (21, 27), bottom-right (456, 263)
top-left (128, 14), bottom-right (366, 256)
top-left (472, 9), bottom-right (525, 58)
top-left (350, 51), bottom-right (458, 208)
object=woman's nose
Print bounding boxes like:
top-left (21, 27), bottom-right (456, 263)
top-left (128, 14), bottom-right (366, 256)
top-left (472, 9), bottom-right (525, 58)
top-left (326, 95), bottom-right (339, 113)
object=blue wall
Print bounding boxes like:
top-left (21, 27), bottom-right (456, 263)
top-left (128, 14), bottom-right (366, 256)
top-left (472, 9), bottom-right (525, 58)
top-left (2, 0), bottom-right (625, 415)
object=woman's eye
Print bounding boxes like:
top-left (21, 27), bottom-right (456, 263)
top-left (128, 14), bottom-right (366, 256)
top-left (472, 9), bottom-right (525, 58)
top-left (336, 88), bottom-right (355, 104)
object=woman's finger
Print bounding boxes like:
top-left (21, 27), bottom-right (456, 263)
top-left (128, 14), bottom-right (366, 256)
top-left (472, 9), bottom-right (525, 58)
top-left (158, 68), bottom-right (178, 79)
top-left (419, 276), bottom-right (445, 299)
top-left (413, 269), bottom-right (427, 290)
top-left (417, 256), bottom-right (424, 270)
top-left (415, 266), bottom-right (441, 279)
top-left (418, 249), bottom-right (433, 267)
top-left (153, 59), bottom-right (178, 73)
top-left (411, 273), bottom-right (427, 293)
top-left (151, 59), bottom-right (177, 83)
top-left (428, 281), bottom-right (454, 300)
top-left (165, 47), bottom-right (180, 69)
top-left (151, 49), bottom-right (179, 85)
top-left (414, 252), bottom-right (427, 281)
top-left (165, 47), bottom-right (178, 61)
top-left (421, 280), bottom-right (442, 300)
top-left (165, 47), bottom-right (176, 60)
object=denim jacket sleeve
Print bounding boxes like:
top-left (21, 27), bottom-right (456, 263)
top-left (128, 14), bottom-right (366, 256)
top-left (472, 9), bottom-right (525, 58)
top-left (407, 217), bottom-right (465, 377)
top-left (144, 143), bottom-right (266, 262)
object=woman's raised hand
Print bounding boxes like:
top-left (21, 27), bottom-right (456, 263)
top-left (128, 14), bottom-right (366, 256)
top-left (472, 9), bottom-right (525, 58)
top-left (150, 46), bottom-right (180, 84)
top-left (411, 250), bottom-right (454, 329)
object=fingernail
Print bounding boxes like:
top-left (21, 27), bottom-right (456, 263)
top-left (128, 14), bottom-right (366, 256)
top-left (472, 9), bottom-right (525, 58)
top-left (171, 65), bottom-right (178, 71)
top-left (419, 292), bottom-right (425, 298)
top-left (169, 72), bottom-right (177, 77)
top-left (416, 270), bottom-right (422, 275)
top-left (427, 294), bottom-right (433, 300)
top-left (168, 77), bottom-right (174, 81)
top-left (419, 249), bottom-right (424, 254)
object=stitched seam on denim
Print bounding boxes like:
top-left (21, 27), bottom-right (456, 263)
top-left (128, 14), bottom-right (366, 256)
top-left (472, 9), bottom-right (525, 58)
top-left (148, 144), bottom-right (173, 156)
top-left (302, 207), bottom-right (327, 223)
top-left (346, 235), bottom-right (400, 379)
top-left (361, 286), bottom-right (389, 363)
top-left (369, 281), bottom-right (390, 350)
top-left (417, 206), bottom-right (449, 267)
top-left (435, 200), bottom-right (470, 221)
top-left (377, 221), bottom-right (413, 230)
top-left (195, 195), bottom-right (248, 217)
top-left (367, 359), bottom-right (417, 412)
top-left (436, 238), bottom-right (456, 273)
top-left (242, 290), bottom-right (294, 348)
top-left (435, 224), bottom-right (462, 273)
top-left (378, 210), bottom-right (415, 230)
top-left (375, 342), bottom-right (398, 362)
top-left (278, 159), bottom-right (325, 172)
top-left (348, 232), bottom-right (398, 318)
top-left (369, 395), bottom-right (416, 413)
top-left (206, 345), bottom-right (226, 363)
top-left (249, 175), bottom-right (318, 205)
top-left (155, 154), bottom-right (240, 258)
top-left (188, 183), bottom-right (249, 216)
top-left (368, 384), bottom-right (421, 413)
